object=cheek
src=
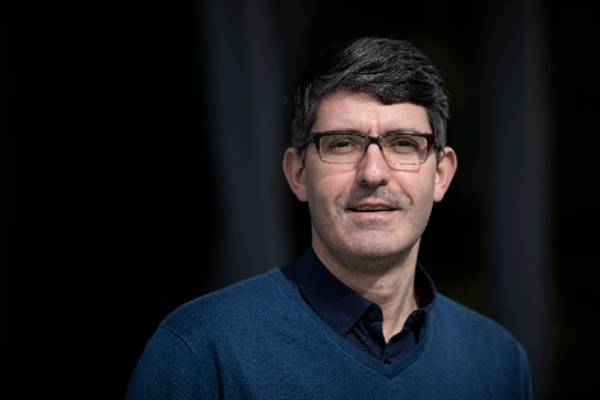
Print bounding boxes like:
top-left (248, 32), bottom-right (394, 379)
top-left (307, 175), bottom-right (341, 210)
top-left (399, 172), bottom-right (436, 211)
top-left (414, 178), bottom-right (436, 202)
top-left (410, 180), bottom-right (437, 225)
top-left (305, 169), bottom-right (354, 215)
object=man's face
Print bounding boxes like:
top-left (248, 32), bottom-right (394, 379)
top-left (284, 90), bottom-right (456, 270)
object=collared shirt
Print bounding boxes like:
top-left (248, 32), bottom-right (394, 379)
top-left (285, 247), bottom-right (436, 364)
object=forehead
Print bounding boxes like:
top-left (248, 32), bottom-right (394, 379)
top-left (311, 90), bottom-right (431, 134)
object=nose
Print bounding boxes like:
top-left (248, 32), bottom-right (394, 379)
top-left (355, 142), bottom-right (391, 187)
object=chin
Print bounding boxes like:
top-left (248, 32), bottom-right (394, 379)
top-left (339, 240), bottom-right (408, 264)
top-left (313, 224), bottom-right (419, 270)
top-left (345, 228), bottom-right (421, 258)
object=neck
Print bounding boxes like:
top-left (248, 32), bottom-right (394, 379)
top-left (313, 241), bottom-right (420, 342)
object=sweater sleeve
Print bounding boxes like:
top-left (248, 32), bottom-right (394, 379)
top-left (518, 343), bottom-right (534, 400)
top-left (125, 326), bottom-right (216, 400)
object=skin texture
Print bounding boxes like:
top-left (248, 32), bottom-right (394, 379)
top-left (283, 90), bottom-right (457, 341)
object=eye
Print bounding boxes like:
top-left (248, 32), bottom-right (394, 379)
top-left (387, 136), bottom-right (420, 153)
top-left (323, 135), bottom-right (363, 153)
top-left (332, 139), bottom-right (354, 148)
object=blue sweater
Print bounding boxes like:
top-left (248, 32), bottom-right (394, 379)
top-left (126, 268), bottom-right (532, 399)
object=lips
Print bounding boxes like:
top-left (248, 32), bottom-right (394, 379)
top-left (347, 203), bottom-right (397, 212)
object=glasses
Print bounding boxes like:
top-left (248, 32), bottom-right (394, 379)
top-left (303, 131), bottom-right (437, 169)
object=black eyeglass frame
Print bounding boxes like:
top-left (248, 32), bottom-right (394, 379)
top-left (301, 131), bottom-right (438, 166)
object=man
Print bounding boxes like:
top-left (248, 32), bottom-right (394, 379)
top-left (126, 37), bottom-right (532, 399)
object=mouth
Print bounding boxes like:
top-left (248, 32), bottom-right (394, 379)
top-left (346, 204), bottom-right (398, 213)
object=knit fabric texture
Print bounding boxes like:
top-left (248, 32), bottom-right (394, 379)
top-left (125, 267), bottom-right (532, 399)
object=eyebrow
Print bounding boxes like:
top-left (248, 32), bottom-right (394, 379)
top-left (310, 129), bottom-right (431, 135)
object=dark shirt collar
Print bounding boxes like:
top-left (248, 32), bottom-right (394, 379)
top-left (295, 246), bottom-right (436, 337)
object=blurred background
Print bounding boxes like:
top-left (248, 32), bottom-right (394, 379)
top-left (3, 0), bottom-right (598, 398)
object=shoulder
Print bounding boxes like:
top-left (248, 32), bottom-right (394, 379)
top-left (126, 269), bottom-right (291, 399)
top-left (432, 293), bottom-right (521, 350)
top-left (423, 294), bottom-right (532, 399)
top-left (157, 268), bottom-right (289, 343)
top-left (434, 293), bottom-right (510, 334)
top-left (432, 294), bottom-right (528, 356)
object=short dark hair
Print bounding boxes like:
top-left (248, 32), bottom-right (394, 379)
top-left (289, 37), bottom-right (449, 151)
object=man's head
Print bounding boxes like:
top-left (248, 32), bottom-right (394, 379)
top-left (283, 37), bottom-right (457, 273)
top-left (289, 37), bottom-right (450, 154)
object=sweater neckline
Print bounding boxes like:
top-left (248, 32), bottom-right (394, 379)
top-left (269, 267), bottom-right (433, 379)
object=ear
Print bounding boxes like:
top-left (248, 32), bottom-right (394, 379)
top-left (282, 147), bottom-right (308, 202)
top-left (433, 147), bottom-right (458, 203)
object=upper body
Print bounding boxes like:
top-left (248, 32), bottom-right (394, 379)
top-left (126, 37), bottom-right (532, 398)
top-left (125, 256), bottom-right (532, 399)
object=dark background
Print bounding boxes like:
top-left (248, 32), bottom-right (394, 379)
top-left (3, 0), bottom-right (598, 398)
